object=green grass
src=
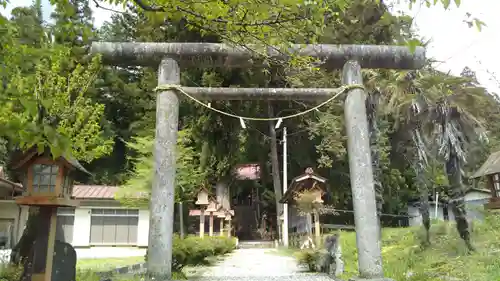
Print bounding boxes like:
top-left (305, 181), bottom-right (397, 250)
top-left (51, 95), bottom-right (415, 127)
top-left (76, 256), bottom-right (145, 271)
top-left (337, 212), bottom-right (500, 281)
top-left (267, 247), bottom-right (299, 257)
top-left (288, 212), bottom-right (500, 281)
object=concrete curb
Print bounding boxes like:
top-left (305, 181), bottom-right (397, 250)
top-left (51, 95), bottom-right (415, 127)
top-left (96, 262), bottom-right (147, 277)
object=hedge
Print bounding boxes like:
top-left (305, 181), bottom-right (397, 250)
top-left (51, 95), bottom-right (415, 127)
top-left (147, 235), bottom-right (237, 271)
top-left (0, 235), bottom-right (236, 281)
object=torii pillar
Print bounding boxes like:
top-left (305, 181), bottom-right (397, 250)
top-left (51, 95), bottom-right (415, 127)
top-left (91, 42), bottom-right (425, 280)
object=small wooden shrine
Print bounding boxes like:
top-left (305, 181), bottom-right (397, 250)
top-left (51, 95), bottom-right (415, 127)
top-left (206, 197), bottom-right (219, 237)
top-left (471, 151), bottom-right (500, 209)
top-left (191, 186), bottom-right (235, 237)
top-left (193, 187), bottom-right (210, 237)
top-left (280, 167), bottom-right (327, 205)
top-left (11, 147), bottom-right (90, 281)
top-left (280, 167), bottom-right (327, 243)
top-left (195, 187), bottom-right (210, 205)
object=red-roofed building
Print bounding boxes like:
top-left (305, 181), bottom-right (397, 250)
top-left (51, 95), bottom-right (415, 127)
top-left (233, 163), bottom-right (261, 180)
top-left (0, 179), bottom-right (149, 259)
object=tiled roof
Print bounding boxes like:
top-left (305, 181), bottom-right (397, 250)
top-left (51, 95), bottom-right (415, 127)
top-left (233, 164), bottom-right (261, 180)
top-left (72, 185), bottom-right (119, 199)
top-left (471, 150), bottom-right (500, 178)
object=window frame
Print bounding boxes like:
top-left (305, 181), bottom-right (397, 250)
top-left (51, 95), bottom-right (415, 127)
top-left (56, 208), bottom-right (75, 244)
top-left (31, 164), bottom-right (59, 195)
top-left (89, 208), bottom-right (139, 246)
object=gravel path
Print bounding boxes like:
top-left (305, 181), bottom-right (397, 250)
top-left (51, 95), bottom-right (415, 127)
top-left (198, 248), bottom-right (335, 281)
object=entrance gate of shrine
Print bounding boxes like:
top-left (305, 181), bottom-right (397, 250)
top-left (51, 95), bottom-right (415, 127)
top-left (91, 42), bottom-right (425, 280)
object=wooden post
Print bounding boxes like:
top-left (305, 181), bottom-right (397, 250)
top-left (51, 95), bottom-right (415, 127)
top-left (314, 209), bottom-right (320, 246)
top-left (227, 219), bottom-right (232, 237)
top-left (209, 213), bottom-right (214, 236)
top-left (200, 208), bottom-right (205, 238)
top-left (343, 60), bottom-right (383, 278)
top-left (43, 208), bottom-right (57, 281)
top-left (30, 207), bottom-right (57, 281)
top-left (147, 57), bottom-right (180, 279)
top-left (179, 202), bottom-right (184, 239)
top-left (220, 219), bottom-right (224, 236)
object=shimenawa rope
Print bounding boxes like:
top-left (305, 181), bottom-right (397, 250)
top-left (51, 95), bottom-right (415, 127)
top-left (154, 84), bottom-right (364, 122)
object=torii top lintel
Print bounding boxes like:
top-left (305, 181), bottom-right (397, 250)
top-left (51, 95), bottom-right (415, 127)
top-left (90, 42), bottom-right (425, 70)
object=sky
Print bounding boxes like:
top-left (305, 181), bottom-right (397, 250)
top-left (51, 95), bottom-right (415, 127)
top-left (1, 0), bottom-right (499, 93)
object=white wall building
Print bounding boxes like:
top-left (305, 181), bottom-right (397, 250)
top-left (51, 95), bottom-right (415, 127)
top-left (407, 188), bottom-right (492, 227)
top-left (0, 182), bottom-right (148, 259)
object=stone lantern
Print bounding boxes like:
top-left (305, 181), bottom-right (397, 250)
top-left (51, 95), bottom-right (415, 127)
top-left (11, 147), bottom-right (90, 281)
top-left (195, 187), bottom-right (210, 237)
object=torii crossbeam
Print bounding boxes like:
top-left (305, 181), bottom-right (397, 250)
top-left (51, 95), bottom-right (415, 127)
top-left (91, 42), bottom-right (425, 281)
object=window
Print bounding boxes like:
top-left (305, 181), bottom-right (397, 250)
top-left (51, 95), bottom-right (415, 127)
top-left (56, 208), bottom-right (75, 243)
top-left (62, 170), bottom-right (73, 197)
top-left (0, 219), bottom-right (14, 249)
top-left (493, 174), bottom-right (500, 197)
top-left (32, 164), bottom-right (59, 193)
top-left (90, 209), bottom-right (139, 245)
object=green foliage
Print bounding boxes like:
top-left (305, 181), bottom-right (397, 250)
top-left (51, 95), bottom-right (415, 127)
top-left (50, 0), bottom-right (94, 48)
top-left (2, 0), bottom-right (495, 239)
top-left (145, 235), bottom-right (237, 271)
top-left (117, 129), bottom-right (205, 205)
top-left (294, 249), bottom-right (320, 272)
top-left (0, 264), bottom-right (23, 281)
top-left (1, 44), bottom-right (113, 161)
top-left (91, 0), bottom-right (329, 53)
top-left (0, 3), bottom-right (113, 164)
top-left (52, 0), bottom-right (477, 61)
top-left (75, 270), bottom-right (101, 281)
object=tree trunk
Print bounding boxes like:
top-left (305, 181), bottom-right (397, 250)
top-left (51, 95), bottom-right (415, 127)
top-left (267, 103), bottom-right (283, 241)
top-left (416, 171), bottom-right (431, 246)
top-left (200, 141), bottom-right (210, 171)
top-left (215, 181), bottom-right (230, 210)
top-left (446, 143), bottom-right (474, 251)
top-left (367, 92), bottom-right (383, 236)
top-left (10, 207), bottom-right (40, 264)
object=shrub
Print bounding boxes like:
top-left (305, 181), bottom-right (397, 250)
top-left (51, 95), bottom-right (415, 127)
top-left (146, 235), bottom-right (236, 271)
top-left (294, 249), bottom-right (320, 272)
top-left (0, 264), bottom-right (23, 281)
top-left (76, 270), bottom-right (101, 281)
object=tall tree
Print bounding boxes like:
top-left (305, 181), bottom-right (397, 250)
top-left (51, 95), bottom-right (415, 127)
top-left (7, 43), bottom-right (113, 266)
top-left (50, 0), bottom-right (94, 58)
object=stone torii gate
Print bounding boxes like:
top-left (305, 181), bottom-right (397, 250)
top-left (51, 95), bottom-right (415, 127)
top-left (91, 42), bottom-right (425, 280)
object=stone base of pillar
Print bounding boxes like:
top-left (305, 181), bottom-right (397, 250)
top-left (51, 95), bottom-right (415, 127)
top-left (349, 277), bottom-right (395, 281)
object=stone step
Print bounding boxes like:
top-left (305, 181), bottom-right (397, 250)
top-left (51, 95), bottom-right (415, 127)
top-left (237, 240), bottom-right (276, 249)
